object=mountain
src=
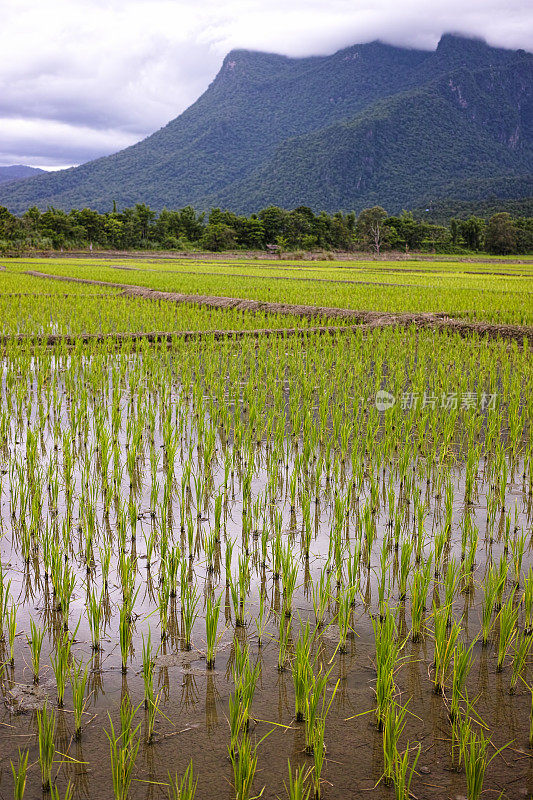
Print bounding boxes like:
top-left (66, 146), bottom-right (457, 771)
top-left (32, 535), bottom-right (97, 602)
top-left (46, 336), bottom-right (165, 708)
top-left (0, 165), bottom-right (45, 185)
top-left (0, 34), bottom-right (531, 214)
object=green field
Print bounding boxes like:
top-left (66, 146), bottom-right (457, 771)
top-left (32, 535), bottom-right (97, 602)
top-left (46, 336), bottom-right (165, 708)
top-left (4, 255), bottom-right (533, 326)
top-left (0, 254), bottom-right (531, 800)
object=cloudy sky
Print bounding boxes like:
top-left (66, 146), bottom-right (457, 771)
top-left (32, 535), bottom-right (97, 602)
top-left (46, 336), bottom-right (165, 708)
top-left (1, 0), bottom-right (532, 170)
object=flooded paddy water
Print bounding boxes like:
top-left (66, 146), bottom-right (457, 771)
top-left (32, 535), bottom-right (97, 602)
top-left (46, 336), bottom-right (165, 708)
top-left (0, 325), bottom-right (531, 800)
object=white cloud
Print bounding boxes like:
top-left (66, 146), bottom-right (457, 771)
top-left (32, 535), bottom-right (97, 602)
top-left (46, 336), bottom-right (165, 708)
top-left (0, 118), bottom-right (139, 169)
top-left (0, 0), bottom-right (531, 167)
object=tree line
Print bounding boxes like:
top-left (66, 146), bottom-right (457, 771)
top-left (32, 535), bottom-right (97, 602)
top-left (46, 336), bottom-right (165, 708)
top-left (0, 203), bottom-right (531, 255)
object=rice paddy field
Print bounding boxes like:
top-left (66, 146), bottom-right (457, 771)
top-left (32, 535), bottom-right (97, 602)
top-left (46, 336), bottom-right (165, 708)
top-left (0, 254), bottom-right (532, 800)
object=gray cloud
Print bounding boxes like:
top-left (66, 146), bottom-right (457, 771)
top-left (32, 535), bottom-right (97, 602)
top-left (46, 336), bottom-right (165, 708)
top-left (1, 0), bottom-right (532, 169)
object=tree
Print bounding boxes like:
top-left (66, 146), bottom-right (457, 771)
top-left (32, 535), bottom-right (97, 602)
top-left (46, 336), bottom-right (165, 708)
top-left (515, 218), bottom-right (533, 254)
top-left (201, 223), bottom-right (236, 251)
top-left (450, 218), bottom-right (460, 246)
top-left (73, 208), bottom-right (107, 244)
top-left (484, 213), bottom-right (517, 255)
top-left (0, 206), bottom-right (18, 239)
top-left (105, 217), bottom-right (125, 248)
top-left (459, 217), bottom-right (485, 251)
top-left (258, 206), bottom-right (289, 244)
top-left (133, 204), bottom-right (156, 241)
top-left (179, 206), bottom-right (205, 242)
top-left (356, 206), bottom-right (389, 255)
top-left (387, 211), bottom-right (426, 251)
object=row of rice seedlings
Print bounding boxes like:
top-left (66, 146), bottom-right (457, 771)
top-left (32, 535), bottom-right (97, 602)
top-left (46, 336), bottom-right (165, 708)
top-left (371, 607), bottom-right (406, 731)
top-left (7, 256), bottom-right (532, 326)
top-left (0, 325), bottom-right (530, 797)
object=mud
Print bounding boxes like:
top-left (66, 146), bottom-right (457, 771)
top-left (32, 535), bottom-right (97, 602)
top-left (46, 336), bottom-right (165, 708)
top-left (5, 683), bottom-right (49, 714)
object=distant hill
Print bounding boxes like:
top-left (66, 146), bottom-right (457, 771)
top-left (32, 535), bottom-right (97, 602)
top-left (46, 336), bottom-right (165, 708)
top-left (0, 34), bottom-right (531, 214)
top-left (412, 191), bottom-right (533, 224)
top-left (0, 165), bottom-right (45, 185)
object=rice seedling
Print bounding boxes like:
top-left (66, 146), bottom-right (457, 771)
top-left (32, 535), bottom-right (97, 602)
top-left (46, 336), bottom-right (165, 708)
top-left (511, 533), bottom-right (526, 588)
top-left (27, 617), bottom-right (44, 683)
top-left (311, 568), bottom-right (331, 629)
top-left (410, 565), bottom-right (430, 644)
top-left (463, 526), bottom-right (478, 593)
top-left (433, 529), bottom-right (447, 578)
top-left (145, 690), bottom-right (162, 744)
top-left (450, 641), bottom-right (475, 722)
top-left (433, 606), bottom-right (460, 695)
top-left (231, 554), bottom-right (250, 628)
top-left (461, 721), bottom-right (508, 800)
top-left (398, 539), bottom-right (412, 602)
top-left (141, 629), bottom-right (154, 709)
top-left (37, 702), bottom-right (56, 791)
top-left (524, 567), bottom-right (533, 635)
top-left (50, 631), bottom-right (72, 707)
top-left (312, 716), bottom-right (326, 799)
top-left (6, 603), bottom-right (17, 666)
top-left (497, 596), bottom-right (518, 672)
top-left (443, 558), bottom-right (461, 628)
top-left (278, 613), bottom-right (291, 672)
top-left (229, 641), bottom-right (260, 740)
top-left (376, 545), bottom-right (390, 620)
top-left (168, 761), bottom-right (197, 800)
top-left (106, 712), bottom-right (141, 800)
top-left (49, 782), bottom-right (74, 800)
top-left (510, 631), bottom-right (533, 693)
top-left (71, 657), bottom-right (89, 740)
top-left (181, 582), bottom-right (199, 650)
top-left (282, 547), bottom-right (299, 618)
top-left (304, 668), bottom-right (338, 755)
top-left (372, 608), bottom-right (403, 730)
top-left (225, 538), bottom-right (235, 587)
top-left (119, 603), bottom-right (133, 674)
top-left (205, 592), bottom-right (222, 668)
top-left (494, 555), bottom-right (509, 612)
top-left (229, 702), bottom-right (248, 758)
top-left (87, 588), bottom-right (103, 651)
top-left (285, 760), bottom-right (311, 800)
top-left (292, 619), bottom-right (314, 721)
top-left (392, 742), bottom-right (421, 800)
top-left (336, 586), bottom-right (354, 653)
top-left (158, 580), bottom-right (171, 641)
top-left (10, 748), bottom-right (29, 800)
top-left (255, 588), bottom-right (269, 647)
top-left (382, 701), bottom-right (407, 787)
top-left (480, 566), bottom-right (499, 646)
top-left (229, 730), bottom-right (263, 800)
